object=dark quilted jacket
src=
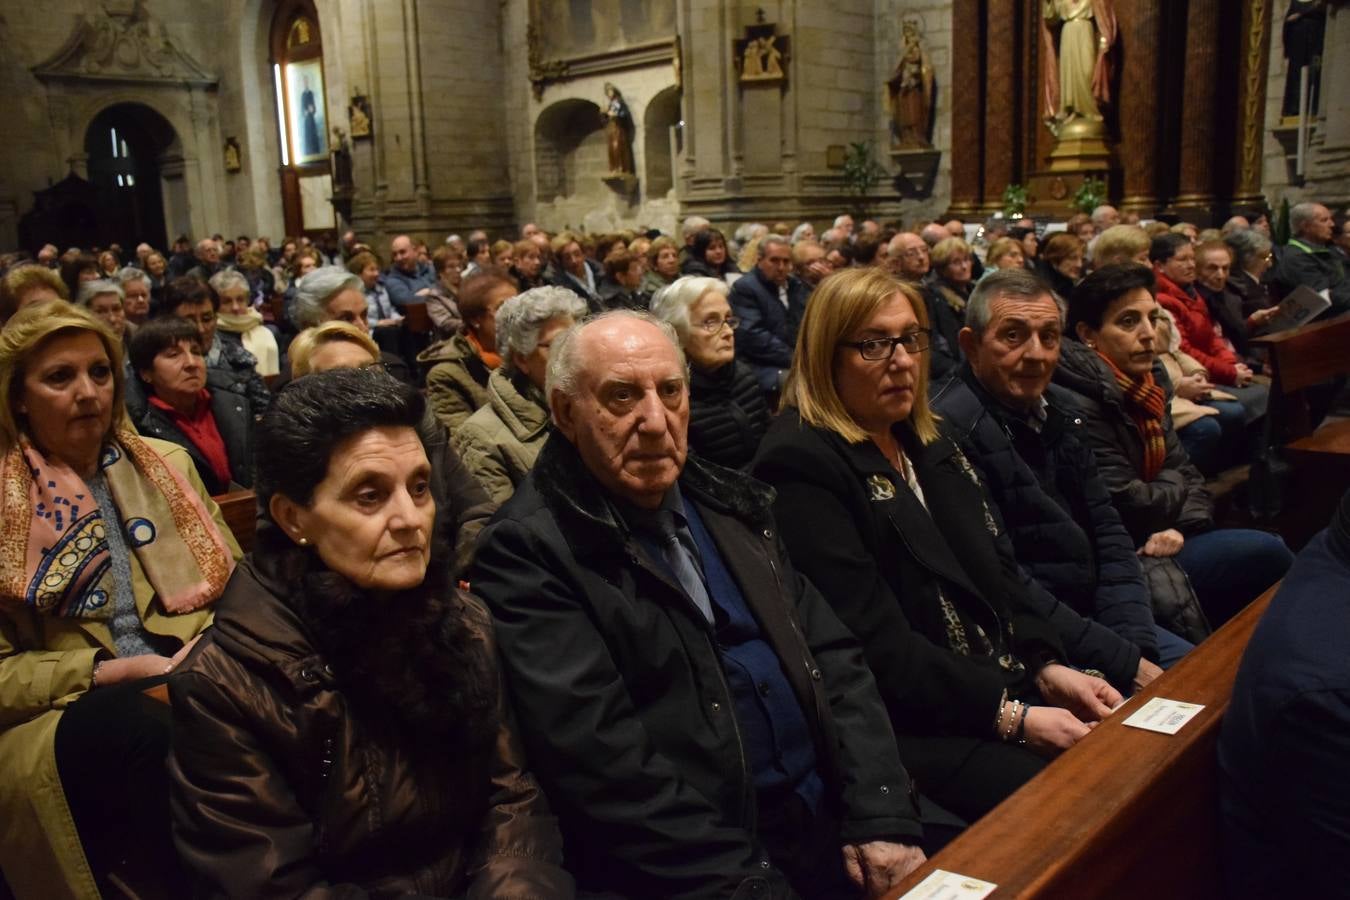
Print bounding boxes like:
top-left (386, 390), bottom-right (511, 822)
top-left (688, 360), bottom-right (771, 469)
top-left (933, 368), bottom-right (1158, 685)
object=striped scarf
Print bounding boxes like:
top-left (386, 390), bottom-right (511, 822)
top-left (1094, 348), bottom-right (1167, 482)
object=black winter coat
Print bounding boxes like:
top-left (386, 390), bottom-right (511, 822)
top-left (169, 536), bottom-right (572, 899)
top-left (932, 369), bottom-right (1157, 686)
top-left (728, 267), bottom-right (811, 392)
top-left (1051, 339), bottom-right (1213, 545)
top-left (752, 411), bottom-right (1065, 743)
top-left (135, 388), bottom-right (254, 494)
top-left (471, 434), bottom-right (921, 900)
top-left (688, 360), bottom-right (771, 469)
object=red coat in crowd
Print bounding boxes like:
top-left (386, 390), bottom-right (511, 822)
top-left (1154, 272), bottom-right (1240, 385)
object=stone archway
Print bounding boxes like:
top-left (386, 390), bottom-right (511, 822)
top-left (534, 99), bottom-right (607, 203)
top-left (643, 85), bottom-right (681, 199)
top-left (83, 102), bottom-right (179, 250)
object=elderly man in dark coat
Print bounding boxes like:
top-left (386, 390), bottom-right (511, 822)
top-left (729, 235), bottom-right (812, 393)
top-left (471, 310), bottom-right (928, 900)
top-left (933, 269), bottom-right (1192, 693)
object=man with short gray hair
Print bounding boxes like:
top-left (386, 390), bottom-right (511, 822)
top-left (472, 310), bottom-right (927, 900)
top-left (729, 234), bottom-right (811, 393)
top-left (933, 269), bottom-right (1190, 695)
top-left (385, 234), bottom-right (438, 308)
top-left (1274, 201), bottom-right (1350, 316)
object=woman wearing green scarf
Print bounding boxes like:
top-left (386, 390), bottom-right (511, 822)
top-left (0, 301), bottom-right (240, 898)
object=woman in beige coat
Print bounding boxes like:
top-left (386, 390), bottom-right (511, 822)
top-left (453, 286), bottom-right (586, 508)
top-left (0, 301), bottom-right (239, 899)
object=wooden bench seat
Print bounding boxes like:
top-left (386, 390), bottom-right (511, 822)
top-left (1251, 310), bottom-right (1350, 453)
top-left (212, 489), bottom-right (258, 555)
top-left (885, 584), bottom-right (1278, 900)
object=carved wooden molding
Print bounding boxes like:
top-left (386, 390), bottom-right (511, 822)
top-left (528, 26), bottom-right (677, 100)
top-left (32, 1), bottom-right (217, 88)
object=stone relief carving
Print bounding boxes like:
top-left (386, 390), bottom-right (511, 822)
top-left (32, 0), bottom-right (217, 87)
top-left (734, 12), bottom-right (790, 86)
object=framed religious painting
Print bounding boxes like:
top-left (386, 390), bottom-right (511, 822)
top-left (285, 58), bottom-right (329, 165)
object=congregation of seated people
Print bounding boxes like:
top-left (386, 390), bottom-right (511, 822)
top-left (3, 199), bottom-right (1350, 898)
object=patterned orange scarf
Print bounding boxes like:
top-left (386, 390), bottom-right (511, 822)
top-left (1094, 348), bottom-right (1167, 482)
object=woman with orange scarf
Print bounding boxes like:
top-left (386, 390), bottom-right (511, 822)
top-left (0, 301), bottom-right (240, 899)
top-left (1052, 265), bottom-right (1291, 630)
top-left (420, 268), bottom-right (516, 431)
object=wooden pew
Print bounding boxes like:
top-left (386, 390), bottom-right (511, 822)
top-left (402, 301), bottom-right (432, 336)
top-left (213, 489), bottom-right (258, 555)
top-left (885, 584), bottom-right (1278, 900)
top-left (1251, 310), bottom-right (1350, 456)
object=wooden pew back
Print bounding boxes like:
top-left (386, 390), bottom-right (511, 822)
top-left (885, 585), bottom-right (1277, 900)
top-left (1251, 310), bottom-right (1350, 441)
top-left (213, 489), bottom-right (258, 555)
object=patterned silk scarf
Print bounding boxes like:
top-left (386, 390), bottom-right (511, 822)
top-left (1093, 347), bottom-right (1168, 482)
top-left (0, 430), bottom-right (235, 618)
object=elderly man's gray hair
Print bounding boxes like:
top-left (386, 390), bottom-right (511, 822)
top-left (790, 222), bottom-right (814, 244)
top-left (650, 276), bottom-right (728, 338)
top-left (1289, 202), bottom-right (1324, 237)
top-left (495, 286), bottom-right (587, 375)
top-left (965, 268), bottom-right (1061, 334)
top-left (293, 266), bottom-right (363, 328)
top-left (209, 269), bottom-right (251, 297)
top-left (1224, 227), bottom-right (1273, 271)
top-left (546, 310), bottom-right (687, 400)
top-left (757, 234), bottom-right (791, 260)
top-left (76, 278), bottom-right (124, 305)
top-left (681, 216), bottom-right (711, 241)
top-left (117, 266), bottom-right (150, 287)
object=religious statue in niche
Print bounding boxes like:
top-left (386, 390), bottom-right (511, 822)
top-left (349, 92), bottom-right (372, 140)
top-left (1039, 0), bottom-right (1117, 136)
top-left (885, 17), bottom-right (935, 150)
top-left (735, 12), bottom-right (789, 85)
top-left (223, 137), bottom-right (241, 173)
top-left (602, 82), bottom-right (634, 175)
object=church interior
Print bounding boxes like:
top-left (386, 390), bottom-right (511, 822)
top-left (1, 1), bottom-right (1349, 899)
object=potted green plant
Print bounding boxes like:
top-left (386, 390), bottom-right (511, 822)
top-left (842, 141), bottom-right (888, 219)
top-left (1001, 183), bottom-right (1029, 219)
top-left (1072, 176), bottom-right (1107, 215)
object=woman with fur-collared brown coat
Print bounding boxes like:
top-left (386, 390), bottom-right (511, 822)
top-left (168, 368), bottom-right (571, 899)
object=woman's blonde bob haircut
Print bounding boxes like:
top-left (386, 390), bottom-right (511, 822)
top-left (782, 267), bottom-right (939, 445)
top-left (288, 320), bottom-right (380, 378)
top-left (0, 299), bottom-right (130, 452)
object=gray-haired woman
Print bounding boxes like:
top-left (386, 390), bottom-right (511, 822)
top-left (116, 266), bottom-right (153, 325)
top-left (651, 275), bottom-right (769, 468)
top-left (453, 285), bottom-right (587, 507)
top-left (1224, 228), bottom-right (1278, 323)
top-left (210, 268), bottom-right (280, 377)
top-left (289, 266), bottom-right (413, 385)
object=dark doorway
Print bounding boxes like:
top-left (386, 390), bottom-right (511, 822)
top-left (83, 103), bottom-right (175, 250)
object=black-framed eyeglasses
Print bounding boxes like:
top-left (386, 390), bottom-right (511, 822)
top-left (696, 316), bottom-right (740, 333)
top-left (839, 330), bottom-right (931, 361)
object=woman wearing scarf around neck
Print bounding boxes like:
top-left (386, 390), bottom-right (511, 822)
top-left (0, 301), bottom-right (240, 899)
top-left (420, 268), bottom-right (516, 431)
top-left (1051, 265), bottom-right (1291, 630)
top-left (209, 269), bottom-right (280, 377)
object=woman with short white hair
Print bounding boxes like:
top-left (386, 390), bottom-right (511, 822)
top-left (453, 286), bottom-right (587, 507)
top-left (289, 266), bottom-right (413, 385)
top-left (651, 275), bottom-right (769, 468)
top-left (209, 269), bottom-right (280, 377)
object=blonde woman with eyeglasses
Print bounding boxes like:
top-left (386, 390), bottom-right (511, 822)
top-left (753, 267), bottom-right (1124, 822)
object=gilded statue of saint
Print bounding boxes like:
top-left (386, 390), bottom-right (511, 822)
top-left (885, 18), bottom-right (935, 149)
top-left (1040, 0), bottom-right (1117, 130)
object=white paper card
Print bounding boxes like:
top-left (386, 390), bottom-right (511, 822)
top-left (1122, 697), bottom-right (1205, 735)
top-left (898, 869), bottom-right (998, 900)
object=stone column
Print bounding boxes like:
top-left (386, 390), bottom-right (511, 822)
top-left (1173, 0), bottom-right (1223, 215)
top-left (981, 0), bottom-right (1018, 214)
top-left (947, 0), bottom-right (983, 216)
top-left (1116, 0), bottom-right (1164, 214)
